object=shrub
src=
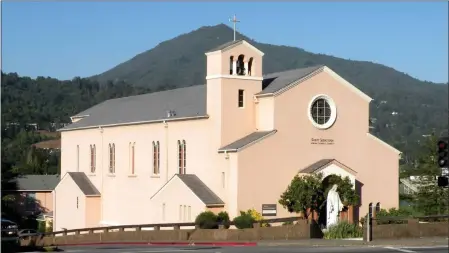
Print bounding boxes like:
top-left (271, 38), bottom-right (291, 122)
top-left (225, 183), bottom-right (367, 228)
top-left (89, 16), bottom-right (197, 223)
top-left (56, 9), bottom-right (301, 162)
top-left (233, 211), bottom-right (255, 229)
top-left (195, 211), bottom-right (218, 229)
top-left (216, 211), bottom-right (231, 229)
top-left (246, 209), bottom-right (270, 227)
top-left (282, 221), bottom-right (294, 226)
top-left (38, 220), bottom-right (46, 233)
top-left (46, 220), bottom-right (53, 233)
top-left (323, 221), bottom-right (363, 239)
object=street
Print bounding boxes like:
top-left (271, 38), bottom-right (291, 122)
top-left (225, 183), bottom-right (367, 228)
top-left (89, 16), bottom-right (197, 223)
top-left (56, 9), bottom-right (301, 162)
top-left (59, 245), bottom-right (449, 253)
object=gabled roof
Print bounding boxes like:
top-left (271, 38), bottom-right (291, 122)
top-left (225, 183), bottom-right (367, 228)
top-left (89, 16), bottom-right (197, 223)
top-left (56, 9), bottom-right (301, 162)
top-left (67, 172), bottom-right (100, 196)
top-left (205, 39), bottom-right (264, 56)
top-left (177, 174), bottom-right (224, 206)
top-left (150, 174), bottom-right (224, 206)
top-left (32, 139), bottom-right (61, 149)
top-left (258, 65), bottom-right (324, 95)
top-left (60, 63), bottom-right (371, 132)
top-left (218, 130), bottom-right (277, 153)
top-left (207, 39), bottom-right (243, 53)
top-left (61, 85), bottom-right (208, 131)
top-left (15, 175), bottom-right (60, 191)
top-left (299, 159), bottom-right (356, 176)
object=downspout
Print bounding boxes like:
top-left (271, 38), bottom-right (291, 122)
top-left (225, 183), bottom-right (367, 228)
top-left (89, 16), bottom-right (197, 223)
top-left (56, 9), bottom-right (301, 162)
top-left (99, 126), bottom-right (104, 224)
top-left (53, 189), bottom-right (56, 231)
top-left (164, 121), bottom-right (169, 182)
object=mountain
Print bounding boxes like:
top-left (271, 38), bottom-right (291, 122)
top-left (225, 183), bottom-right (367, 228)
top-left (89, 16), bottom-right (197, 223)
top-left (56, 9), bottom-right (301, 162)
top-left (91, 24), bottom-right (448, 159)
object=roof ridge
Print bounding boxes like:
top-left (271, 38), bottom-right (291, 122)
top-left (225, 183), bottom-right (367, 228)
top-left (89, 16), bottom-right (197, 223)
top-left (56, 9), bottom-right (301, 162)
top-left (264, 65), bottom-right (324, 77)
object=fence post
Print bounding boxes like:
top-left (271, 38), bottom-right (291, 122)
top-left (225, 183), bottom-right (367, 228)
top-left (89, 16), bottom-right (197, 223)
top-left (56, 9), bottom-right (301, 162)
top-left (366, 202), bottom-right (373, 242)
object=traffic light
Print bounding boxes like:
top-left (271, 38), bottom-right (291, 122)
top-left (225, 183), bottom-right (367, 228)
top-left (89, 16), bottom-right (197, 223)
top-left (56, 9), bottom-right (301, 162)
top-left (437, 137), bottom-right (448, 168)
top-left (437, 176), bottom-right (449, 187)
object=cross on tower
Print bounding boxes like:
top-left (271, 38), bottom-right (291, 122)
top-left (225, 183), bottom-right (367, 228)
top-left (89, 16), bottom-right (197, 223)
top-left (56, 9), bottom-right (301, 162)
top-left (229, 14), bottom-right (240, 41)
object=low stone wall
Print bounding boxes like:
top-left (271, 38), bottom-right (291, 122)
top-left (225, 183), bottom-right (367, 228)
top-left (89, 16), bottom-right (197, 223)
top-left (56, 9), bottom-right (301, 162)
top-left (21, 220), bottom-right (323, 246)
top-left (364, 219), bottom-right (448, 240)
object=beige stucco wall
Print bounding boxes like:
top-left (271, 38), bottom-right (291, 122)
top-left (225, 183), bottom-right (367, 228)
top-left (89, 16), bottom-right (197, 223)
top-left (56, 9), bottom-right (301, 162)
top-left (236, 70), bottom-right (399, 218)
top-left (150, 176), bottom-right (204, 223)
top-left (53, 174), bottom-right (86, 231)
top-left (36, 191), bottom-right (53, 212)
top-left (60, 117), bottom-right (232, 226)
top-left (85, 196), bottom-right (101, 228)
top-left (57, 41), bottom-right (399, 229)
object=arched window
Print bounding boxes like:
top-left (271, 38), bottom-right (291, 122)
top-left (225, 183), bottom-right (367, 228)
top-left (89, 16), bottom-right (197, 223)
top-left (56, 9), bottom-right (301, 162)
top-left (375, 202), bottom-right (381, 212)
top-left (76, 145), bottom-right (80, 172)
top-left (183, 140), bottom-right (186, 173)
top-left (178, 140), bottom-right (186, 174)
top-left (130, 142), bottom-right (135, 175)
top-left (229, 56), bottom-right (234, 75)
top-left (248, 57), bottom-right (253, 76)
top-left (236, 54), bottom-right (245, 75)
top-left (153, 141), bottom-right (160, 175)
top-left (109, 143), bottom-right (115, 174)
top-left (90, 144), bottom-right (96, 173)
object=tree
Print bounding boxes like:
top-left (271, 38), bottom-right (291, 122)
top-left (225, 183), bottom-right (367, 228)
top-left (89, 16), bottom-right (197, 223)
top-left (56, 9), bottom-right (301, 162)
top-left (279, 174), bottom-right (324, 219)
top-left (279, 173), bottom-right (360, 220)
top-left (411, 135), bottom-right (449, 215)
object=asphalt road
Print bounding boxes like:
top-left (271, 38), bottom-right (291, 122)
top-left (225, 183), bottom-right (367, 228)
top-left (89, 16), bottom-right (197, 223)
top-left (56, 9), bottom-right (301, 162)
top-left (60, 245), bottom-right (449, 253)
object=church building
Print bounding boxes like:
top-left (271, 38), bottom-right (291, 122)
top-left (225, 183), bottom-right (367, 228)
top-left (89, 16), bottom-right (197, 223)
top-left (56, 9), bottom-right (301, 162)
top-left (53, 39), bottom-right (401, 231)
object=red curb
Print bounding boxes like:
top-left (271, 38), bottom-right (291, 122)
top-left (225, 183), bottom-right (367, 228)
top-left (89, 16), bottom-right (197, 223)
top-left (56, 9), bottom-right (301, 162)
top-left (57, 241), bottom-right (257, 247)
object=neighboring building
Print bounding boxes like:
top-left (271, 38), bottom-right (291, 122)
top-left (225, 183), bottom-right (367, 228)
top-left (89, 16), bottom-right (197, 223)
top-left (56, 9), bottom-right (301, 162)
top-left (53, 40), bottom-right (401, 231)
top-left (399, 178), bottom-right (419, 196)
top-left (10, 175), bottom-right (60, 215)
top-left (32, 139), bottom-right (61, 150)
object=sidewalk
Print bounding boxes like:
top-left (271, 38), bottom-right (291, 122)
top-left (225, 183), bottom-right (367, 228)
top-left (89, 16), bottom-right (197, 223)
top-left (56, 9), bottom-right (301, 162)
top-left (258, 237), bottom-right (448, 247)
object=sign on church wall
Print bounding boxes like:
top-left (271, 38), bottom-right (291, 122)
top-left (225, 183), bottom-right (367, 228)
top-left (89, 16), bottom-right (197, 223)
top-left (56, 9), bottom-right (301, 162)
top-left (311, 138), bottom-right (335, 145)
top-left (261, 204), bottom-right (277, 216)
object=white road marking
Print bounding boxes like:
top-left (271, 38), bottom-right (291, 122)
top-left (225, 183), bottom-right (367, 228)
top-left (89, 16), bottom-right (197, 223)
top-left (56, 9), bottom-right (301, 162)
top-left (401, 245), bottom-right (449, 249)
top-left (384, 246), bottom-right (416, 253)
top-left (138, 250), bottom-right (196, 253)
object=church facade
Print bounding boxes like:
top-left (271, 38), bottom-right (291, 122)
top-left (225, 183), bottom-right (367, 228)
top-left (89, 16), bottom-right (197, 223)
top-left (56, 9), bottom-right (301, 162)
top-left (53, 40), bottom-right (400, 231)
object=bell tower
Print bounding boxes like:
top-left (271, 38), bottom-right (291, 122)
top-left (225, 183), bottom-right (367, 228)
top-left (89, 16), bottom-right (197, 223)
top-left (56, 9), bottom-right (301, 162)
top-left (205, 39), bottom-right (265, 147)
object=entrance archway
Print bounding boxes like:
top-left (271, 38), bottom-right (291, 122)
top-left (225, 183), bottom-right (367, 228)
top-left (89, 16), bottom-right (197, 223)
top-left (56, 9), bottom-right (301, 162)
top-left (318, 174), bottom-right (350, 228)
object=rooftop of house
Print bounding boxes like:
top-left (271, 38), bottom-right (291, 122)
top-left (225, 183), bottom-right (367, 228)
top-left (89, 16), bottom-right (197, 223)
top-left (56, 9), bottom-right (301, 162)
top-left (14, 175), bottom-right (60, 191)
top-left (32, 139), bottom-right (61, 149)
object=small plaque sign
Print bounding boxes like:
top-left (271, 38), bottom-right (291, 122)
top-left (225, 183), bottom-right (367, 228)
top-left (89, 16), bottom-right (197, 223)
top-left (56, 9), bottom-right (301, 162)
top-left (311, 138), bottom-right (335, 145)
top-left (261, 204), bottom-right (277, 216)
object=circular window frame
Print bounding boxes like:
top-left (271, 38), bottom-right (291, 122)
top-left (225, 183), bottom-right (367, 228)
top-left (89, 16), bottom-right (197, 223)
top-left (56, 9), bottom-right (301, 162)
top-left (307, 94), bottom-right (337, 130)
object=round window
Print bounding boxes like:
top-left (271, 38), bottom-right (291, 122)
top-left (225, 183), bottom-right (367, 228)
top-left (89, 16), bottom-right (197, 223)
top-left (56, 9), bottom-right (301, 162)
top-left (308, 95), bottom-right (337, 129)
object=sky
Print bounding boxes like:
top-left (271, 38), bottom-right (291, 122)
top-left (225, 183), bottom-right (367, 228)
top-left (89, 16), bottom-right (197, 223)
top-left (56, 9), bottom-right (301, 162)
top-left (2, 2), bottom-right (448, 83)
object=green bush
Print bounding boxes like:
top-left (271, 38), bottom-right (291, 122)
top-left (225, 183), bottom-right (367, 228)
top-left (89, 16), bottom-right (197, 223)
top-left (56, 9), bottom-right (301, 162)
top-left (233, 212), bottom-right (256, 229)
top-left (194, 211), bottom-right (218, 229)
top-left (282, 221), bottom-right (294, 226)
top-left (323, 221), bottom-right (363, 239)
top-left (37, 220), bottom-right (46, 233)
top-left (216, 211), bottom-right (231, 229)
top-left (46, 220), bottom-right (53, 233)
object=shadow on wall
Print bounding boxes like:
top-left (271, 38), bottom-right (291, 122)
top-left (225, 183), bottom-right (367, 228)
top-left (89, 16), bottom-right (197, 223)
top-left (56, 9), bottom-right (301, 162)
top-left (355, 180), bottom-right (364, 223)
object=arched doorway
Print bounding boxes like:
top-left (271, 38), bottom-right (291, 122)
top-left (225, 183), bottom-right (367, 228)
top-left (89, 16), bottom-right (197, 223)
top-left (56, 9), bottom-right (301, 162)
top-left (318, 174), bottom-right (350, 228)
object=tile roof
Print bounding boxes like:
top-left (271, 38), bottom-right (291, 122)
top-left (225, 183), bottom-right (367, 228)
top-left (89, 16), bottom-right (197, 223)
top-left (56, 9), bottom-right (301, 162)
top-left (218, 130), bottom-right (277, 152)
top-left (67, 172), bottom-right (100, 196)
top-left (259, 65), bottom-right (324, 95)
top-left (32, 139), bottom-right (61, 149)
top-left (62, 85), bottom-right (207, 131)
top-left (299, 159), bottom-right (335, 173)
top-left (206, 39), bottom-right (244, 53)
top-left (177, 174), bottom-right (224, 206)
top-left (15, 175), bottom-right (60, 191)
